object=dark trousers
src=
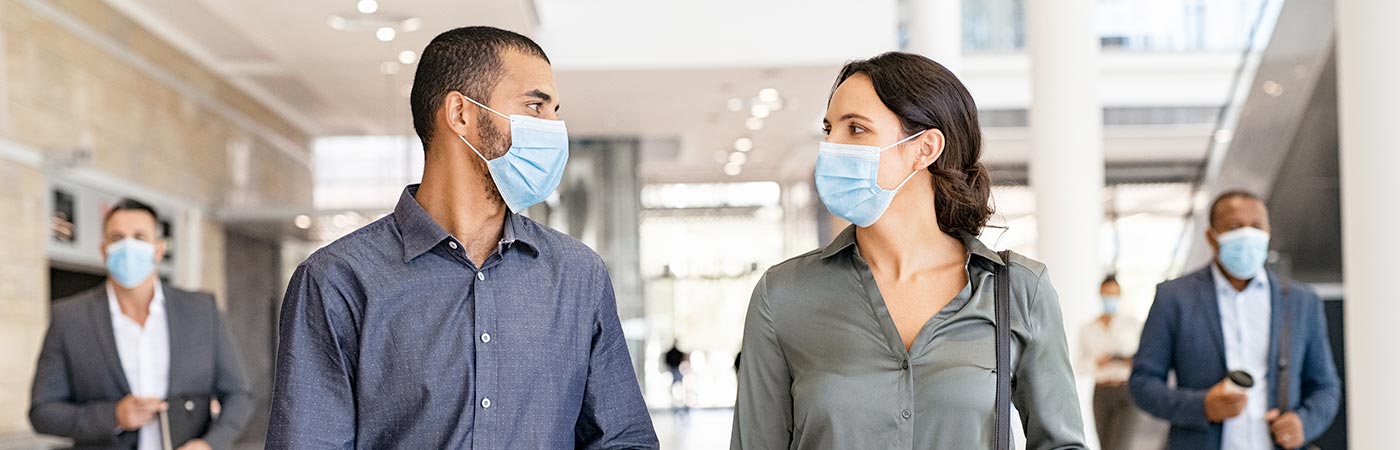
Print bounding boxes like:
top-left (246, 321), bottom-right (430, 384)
top-left (1093, 383), bottom-right (1140, 450)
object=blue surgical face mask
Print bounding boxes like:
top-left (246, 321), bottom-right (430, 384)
top-left (1101, 296), bottom-right (1120, 315)
top-left (459, 96), bottom-right (569, 213)
top-left (1215, 226), bottom-right (1270, 279)
top-left (106, 238), bottom-right (156, 288)
top-left (814, 130), bottom-right (928, 227)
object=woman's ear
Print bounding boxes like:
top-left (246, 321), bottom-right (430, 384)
top-left (914, 129), bottom-right (946, 170)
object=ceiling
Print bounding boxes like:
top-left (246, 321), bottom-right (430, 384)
top-left (103, 0), bottom-right (1221, 185)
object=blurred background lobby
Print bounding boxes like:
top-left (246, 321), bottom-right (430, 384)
top-left (0, 0), bottom-right (1394, 449)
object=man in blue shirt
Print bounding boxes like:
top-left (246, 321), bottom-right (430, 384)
top-left (267, 26), bottom-right (658, 449)
top-left (1130, 191), bottom-right (1340, 450)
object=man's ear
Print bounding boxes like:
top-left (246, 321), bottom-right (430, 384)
top-left (443, 91), bottom-right (473, 138)
top-left (154, 239), bottom-right (167, 264)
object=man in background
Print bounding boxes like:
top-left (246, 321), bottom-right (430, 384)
top-left (30, 199), bottom-right (252, 450)
top-left (1131, 191), bottom-right (1340, 450)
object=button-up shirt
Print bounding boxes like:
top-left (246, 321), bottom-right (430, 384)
top-left (268, 185), bottom-right (658, 449)
top-left (106, 281), bottom-right (169, 450)
top-left (732, 226), bottom-right (1086, 450)
top-left (1079, 314), bottom-right (1142, 384)
top-left (1211, 265), bottom-right (1272, 450)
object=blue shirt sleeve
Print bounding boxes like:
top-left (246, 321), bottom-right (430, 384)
top-left (267, 263), bottom-right (358, 450)
top-left (1295, 292), bottom-right (1341, 441)
top-left (574, 262), bottom-right (660, 450)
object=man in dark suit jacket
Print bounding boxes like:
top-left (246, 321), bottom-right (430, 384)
top-left (1130, 192), bottom-right (1340, 450)
top-left (30, 199), bottom-right (252, 450)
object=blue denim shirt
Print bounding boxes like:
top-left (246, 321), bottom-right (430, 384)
top-left (268, 185), bottom-right (658, 449)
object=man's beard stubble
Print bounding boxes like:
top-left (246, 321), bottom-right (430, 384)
top-left (475, 112), bottom-right (509, 208)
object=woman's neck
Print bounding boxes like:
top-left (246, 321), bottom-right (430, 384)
top-left (856, 173), bottom-right (965, 278)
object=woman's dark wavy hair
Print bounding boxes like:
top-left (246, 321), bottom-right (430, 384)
top-left (831, 51), bottom-right (994, 236)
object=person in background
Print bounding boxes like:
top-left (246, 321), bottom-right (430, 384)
top-left (1130, 191), bottom-right (1341, 450)
top-left (267, 26), bottom-right (657, 449)
top-left (664, 342), bottom-right (689, 411)
top-left (30, 199), bottom-right (253, 450)
top-left (1080, 275), bottom-right (1143, 450)
top-left (731, 52), bottom-right (1085, 450)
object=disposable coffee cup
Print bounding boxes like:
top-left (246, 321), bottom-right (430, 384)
top-left (1225, 370), bottom-right (1254, 395)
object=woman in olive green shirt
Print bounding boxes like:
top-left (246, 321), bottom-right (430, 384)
top-left (731, 52), bottom-right (1087, 450)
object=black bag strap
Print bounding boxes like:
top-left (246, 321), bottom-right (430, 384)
top-left (994, 250), bottom-right (1013, 450)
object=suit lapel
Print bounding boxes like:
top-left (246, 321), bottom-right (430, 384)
top-left (164, 285), bottom-right (189, 395)
top-left (1266, 271), bottom-right (1287, 410)
top-left (89, 287), bottom-right (132, 395)
top-left (1196, 268), bottom-right (1228, 368)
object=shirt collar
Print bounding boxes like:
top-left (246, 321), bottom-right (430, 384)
top-left (394, 184), bottom-right (539, 263)
top-left (1210, 263), bottom-right (1269, 294)
top-left (105, 278), bottom-right (166, 317)
top-left (818, 225), bottom-right (1006, 266)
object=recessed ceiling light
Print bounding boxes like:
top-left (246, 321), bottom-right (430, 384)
top-left (398, 50), bottom-right (417, 64)
top-left (729, 152), bottom-right (748, 165)
top-left (759, 88), bottom-right (779, 102)
top-left (327, 15), bottom-right (348, 30)
top-left (745, 117), bottom-right (764, 131)
top-left (357, 0), bottom-right (379, 14)
top-left (294, 215), bottom-right (312, 230)
top-left (734, 137), bottom-right (753, 152)
top-left (376, 26), bottom-right (397, 42)
top-left (1262, 80), bottom-right (1283, 97)
top-left (750, 104), bottom-right (770, 119)
top-left (724, 163), bottom-right (743, 176)
top-left (402, 17), bottom-right (423, 32)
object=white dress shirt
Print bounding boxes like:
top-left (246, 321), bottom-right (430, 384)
top-left (1212, 265), bottom-right (1272, 450)
top-left (107, 281), bottom-right (170, 450)
top-left (1079, 314), bottom-right (1142, 384)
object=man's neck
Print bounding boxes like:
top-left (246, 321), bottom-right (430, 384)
top-left (417, 150), bottom-right (507, 266)
top-left (111, 278), bottom-right (157, 324)
top-left (1215, 261), bottom-right (1254, 292)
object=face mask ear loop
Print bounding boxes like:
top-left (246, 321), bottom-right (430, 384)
top-left (459, 135), bottom-right (491, 163)
top-left (893, 168), bottom-right (921, 192)
top-left (877, 129), bottom-right (929, 152)
top-left (463, 95), bottom-right (511, 120)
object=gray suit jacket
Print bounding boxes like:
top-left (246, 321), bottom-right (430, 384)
top-left (29, 285), bottom-right (253, 450)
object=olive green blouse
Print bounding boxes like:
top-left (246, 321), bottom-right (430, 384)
top-left (731, 226), bottom-right (1087, 450)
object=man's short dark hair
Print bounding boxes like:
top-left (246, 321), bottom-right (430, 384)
top-left (103, 198), bottom-right (160, 231)
top-left (1208, 190), bottom-right (1263, 228)
top-left (409, 26), bottom-right (550, 148)
top-left (1101, 274), bottom-right (1118, 288)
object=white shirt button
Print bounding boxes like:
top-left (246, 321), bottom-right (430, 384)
top-left (477, 272), bottom-right (486, 281)
top-left (448, 241), bottom-right (458, 249)
top-left (481, 333), bottom-right (491, 343)
top-left (481, 398), bottom-right (491, 409)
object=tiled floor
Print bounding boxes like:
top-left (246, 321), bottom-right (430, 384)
top-left (653, 408), bottom-right (735, 450)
